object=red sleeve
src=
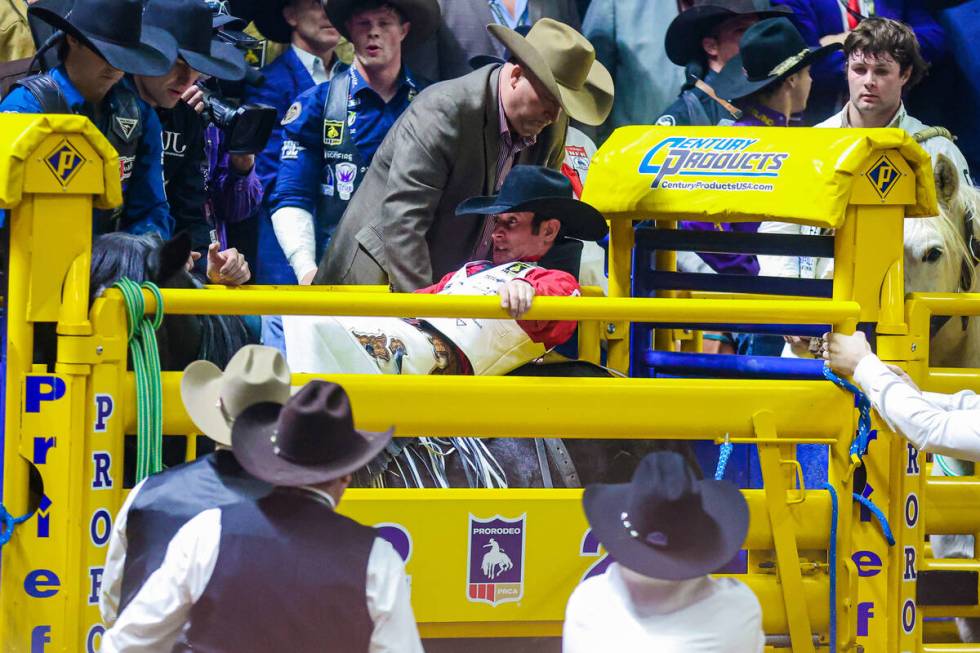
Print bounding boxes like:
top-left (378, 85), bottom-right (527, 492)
top-left (516, 267), bottom-right (581, 349)
top-left (414, 270), bottom-right (455, 294)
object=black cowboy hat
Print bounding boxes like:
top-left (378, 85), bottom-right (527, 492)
top-left (144, 0), bottom-right (247, 80)
top-left (325, 0), bottom-right (439, 51)
top-left (232, 380), bottom-right (393, 486)
top-left (712, 17), bottom-right (841, 101)
top-left (665, 0), bottom-right (793, 67)
top-left (584, 452), bottom-right (749, 581)
top-left (455, 165), bottom-right (608, 241)
top-left (252, 0), bottom-right (297, 44)
top-left (29, 0), bottom-right (177, 76)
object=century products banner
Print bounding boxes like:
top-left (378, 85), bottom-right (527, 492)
top-left (582, 126), bottom-right (937, 228)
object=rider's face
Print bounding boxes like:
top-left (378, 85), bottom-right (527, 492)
top-left (490, 211), bottom-right (559, 265)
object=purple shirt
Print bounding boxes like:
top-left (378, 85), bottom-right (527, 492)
top-left (679, 102), bottom-right (790, 275)
top-left (204, 124), bottom-right (263, 250)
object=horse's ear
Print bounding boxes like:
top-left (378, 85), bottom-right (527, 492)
top-left (149, 231), bottom-right (192, 283)
top-left (934, 154), bottom-right (960, 209)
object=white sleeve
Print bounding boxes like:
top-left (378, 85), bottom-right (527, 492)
top-left (271, 206), bottom-right (318, 281)
top-left (366, 537), bottom-right (423, 653)
top-left (756, 221), bottom-right (801, 278)
top-left (854, 354), bottom-right (980, 460)
top-left (562, 584), bottom-right (601, 653)
top-left (99, 478), bottom-right (147, 626)
top-left (921, 390), bottom-right (980, 411)
top-left (100, 509), bottom-right (222, 653)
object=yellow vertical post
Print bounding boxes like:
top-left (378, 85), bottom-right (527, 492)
top-left (606, 218), bottom-right (633, 373)
top-left (0, 115), bottom-right (121, 652)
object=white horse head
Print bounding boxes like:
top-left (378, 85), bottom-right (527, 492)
top-left (904, 154), bottom-right (980, 366)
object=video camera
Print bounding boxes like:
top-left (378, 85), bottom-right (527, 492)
top-left (203, 0), bottom-right (277, 155)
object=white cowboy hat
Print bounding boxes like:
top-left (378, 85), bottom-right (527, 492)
top-left (180, 345), bottom-right (292, 446)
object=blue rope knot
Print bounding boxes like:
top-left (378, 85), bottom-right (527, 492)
top-left (715, 440), bottom-right (734, 481)
top-left (0, 503), bottom-right (33, 547)
top-left (822, 365), bottom-right (874, 463)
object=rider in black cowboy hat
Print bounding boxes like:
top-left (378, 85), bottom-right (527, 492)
top-left (655, 0), bottom-right (793, 127)
top-left (0, 0), bottom-right (178, 237)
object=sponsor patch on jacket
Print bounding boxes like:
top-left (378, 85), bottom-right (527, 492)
top-left (323, 120), bottom-right (344, 146)
top-left (280, 139), bottom-right (303, 160)
top-left (655, 114), bottom-right (676, 126)
top-left (119, 155), bottom-right (136, 182)
top-left (282, 102), bottom-right (302, 125)
top-left (336, 162), bottom-right (357, 200)
top-left (114, 116), bottom-right (139, 142)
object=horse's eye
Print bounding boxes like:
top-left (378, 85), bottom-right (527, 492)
top-left (923, 247), bottom-right (944, 263)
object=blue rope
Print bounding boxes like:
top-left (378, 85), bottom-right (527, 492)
top-left (823, 364), bottom-right (896, 548)
top-left (715, 441), bottom-right (734, 480)
top-left (0, 503), bottom-right (32, 547)
top-left (822, 482), bottom-right (839, 653)
top-left (822, 365), bottom-right (874, 463)
top-left (853, 492), bottom-right (896, 546)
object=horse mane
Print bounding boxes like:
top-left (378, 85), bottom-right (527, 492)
top-left (90, 232), bottom-right (253, 369)
top-left (90, 232), bottom-right (161, 304)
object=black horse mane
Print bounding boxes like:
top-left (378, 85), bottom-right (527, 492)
top-left (90, 232), bottom-right (253, 369)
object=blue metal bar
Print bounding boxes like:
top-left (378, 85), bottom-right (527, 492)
top-left (635, 227), bottom-right (835, 258)
top-left (643, 350), bottom-right (826, 379)
top-left (641, 271), bottom-right (833, 297)
top-left (644, 322), bottom-right (829, 337)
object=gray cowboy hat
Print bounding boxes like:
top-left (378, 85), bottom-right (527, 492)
top-left (326, 0), bottom-right (439, 51)
top-left (488, 18), bottom-right (613, 127)
top-left (181, 345), bottom-right (292, 447)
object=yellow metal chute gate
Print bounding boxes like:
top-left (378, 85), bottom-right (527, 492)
top-left (0, 117), bottom-right (973, 652)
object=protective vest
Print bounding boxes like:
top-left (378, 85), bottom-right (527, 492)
top-left (119, 451), bottom-right (271, 614)
top-left (426, 261), bottom-right (547, 376)
top-left (14, 72), bottom-right (143, 231)
top-left (175, 489), bottom-right (375, 653)
top-left (316, 64), bottom-right (365, 261)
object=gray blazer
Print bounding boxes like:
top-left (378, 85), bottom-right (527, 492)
top-left (314, 65), bottom-right (566, 291)
top-left (405, 0), bottom-right (582, 82)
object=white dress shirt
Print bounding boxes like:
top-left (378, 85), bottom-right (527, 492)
top-left (563, 563), bottom-right (764, 653)
top-left (292, 44), bottom-right (331, 85)
top-left (854, 353), bottom-right (980, 460)
top-left (99, 477), bottom-right (148, 626)
top-left (101, 487), bottom-right (423, 653)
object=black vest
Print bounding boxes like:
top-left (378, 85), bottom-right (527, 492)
top-left (120, 450), bottom-right (271, 613)
top-left (175, 489), bottom-right (376, 653)
top-left (317, 64), bottom-right (365, 260)
top-left (14, 73), bottom-right (145, 232)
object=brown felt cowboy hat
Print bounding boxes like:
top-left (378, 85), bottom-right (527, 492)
top-left (232, 380), bottom-right (393, 486)
top-left (664, 0), bottom-right (793, 67)
top-left (181, 345), bottom-right (292, 447)
top-left (488, 18), bottom-right (613, 127)
top-left (583, 451), bottom-right (749, 580)
top-left (325, 0), bottom-right (439, 51)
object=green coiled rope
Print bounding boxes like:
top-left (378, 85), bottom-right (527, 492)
top-left (113, 278), bottom-right (164, 482)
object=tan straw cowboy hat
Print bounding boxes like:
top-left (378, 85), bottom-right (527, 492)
top-left (488, 18), bottom-right (614, 126)
top-left (181, 345), bottom-right (292, 447)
